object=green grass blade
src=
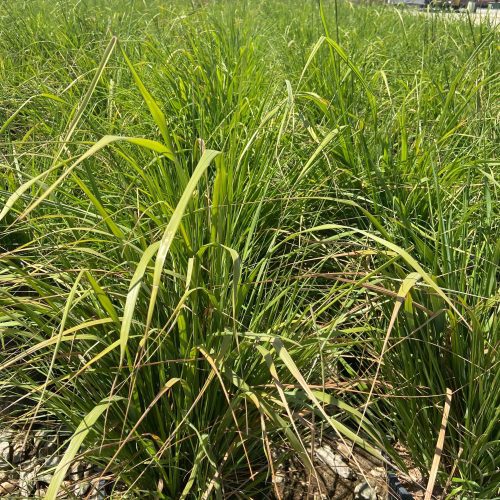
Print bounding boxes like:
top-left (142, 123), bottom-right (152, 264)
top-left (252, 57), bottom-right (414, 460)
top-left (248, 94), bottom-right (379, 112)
top-left (143, 149), bottom-right (220, 339)
top-left (5, 135), bottom-right (173, 221)
top-left (45, 397), bottom-right (119, 500)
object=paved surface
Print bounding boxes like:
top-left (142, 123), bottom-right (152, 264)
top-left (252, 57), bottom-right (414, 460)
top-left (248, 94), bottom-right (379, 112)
top-left (456, 8), bottom-right (500, 25)
top-left (403, 7), bottom-right (500, 26)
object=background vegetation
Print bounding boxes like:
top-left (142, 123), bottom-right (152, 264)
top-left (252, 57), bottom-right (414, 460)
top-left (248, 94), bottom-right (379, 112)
top-left (1, 0), bottom-right (498, 497)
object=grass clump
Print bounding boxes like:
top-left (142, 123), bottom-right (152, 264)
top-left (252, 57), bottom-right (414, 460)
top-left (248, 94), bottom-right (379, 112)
top-left (0, 0), bottom-right (498, 498)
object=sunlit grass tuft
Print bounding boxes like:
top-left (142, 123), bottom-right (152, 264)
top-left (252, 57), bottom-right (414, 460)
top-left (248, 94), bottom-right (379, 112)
top-left (1, 0), bottom-right (498, 497)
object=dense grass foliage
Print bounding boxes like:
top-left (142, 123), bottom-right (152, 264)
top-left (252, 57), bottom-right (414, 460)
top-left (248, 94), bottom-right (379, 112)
top-left (1, 0), bottom-right (498, 498)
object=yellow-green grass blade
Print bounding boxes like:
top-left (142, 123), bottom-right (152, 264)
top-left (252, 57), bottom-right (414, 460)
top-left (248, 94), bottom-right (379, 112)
top-left (271, 224), bottom-right (467, 325)
top-left (324, 36), bottom-right (377, 120)
top-left (45, 397), bottom-right (120, 500)
top-left (256, 344), bottom-right (314, 472)
top-left (72, 175), bottom-right (125, 240)
top-left (7, 135), bottom-right (173, 222)
top-left (297, 127), bottom-right (345, 182)
top-left (53, 36), bottom-right (117, 166)
top-left (120, 45), bottom-right (183, 180)
top-left (271, 337), bottom-right (383, 459)
top-left (0, 93), bottom-right (66, 135)
top-left (0, 334), bottom-right (99, 372)
top-left (119, 241), bottom-right (160, 365)
top-left (143, 149), bottom-right (220, 341)
top-left (85, 271), bottom-right (120, 323)
top-left (358, 273), bottom-right (422, 428)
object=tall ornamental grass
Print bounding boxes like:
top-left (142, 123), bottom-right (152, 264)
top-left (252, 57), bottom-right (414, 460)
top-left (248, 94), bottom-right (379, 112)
top-left (1, 0), bottom-right (498, 497)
